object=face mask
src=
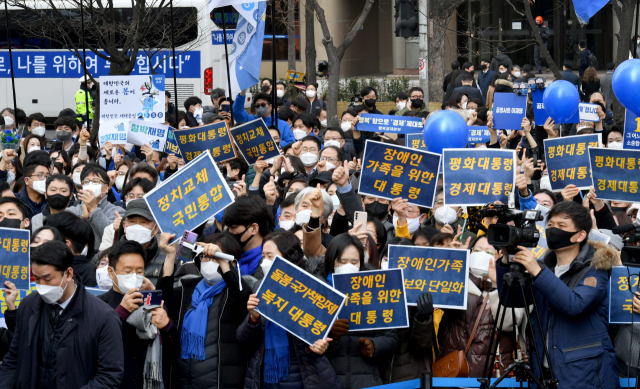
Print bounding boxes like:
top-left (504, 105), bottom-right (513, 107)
top-left (47, 194), bottom-right (70, 210)
top-left (306, 90), bottom-right (316, 98)
top-left (467, 109), bottom-right (475, 117)
top-left (56, 130), bottom-right (72, 142)
top-left (6, 171), bottom-right (14, 184)
top-left (461, 102), bottom-right (468, 109)
top-left (300, 152), bottom-right (318, 167)
top-left (73, 172), bottom-right (82, 187)
top-left (0, 218), bottom-right (22, 229)
top-left (396, 101), bottom-right (406, 111)
top-left (115, 175), bottom-right (126, 190)
top-left (499, 70), bottom-right (507, 74)
top-left (513, 71), bottom-right (521, 78)
top-left (261, 85), bottom-right (270, 92)
top-left (411, 99), bottom-right (423, 109)
top-left (193, 108), bottom-right (204, 121)
top-left (256, 106), bottom-right (270, 117)
top-left (334, 263), bottom-right (359, 275)
top-left (469, 251), bottom-right (493, 277)
top-left (36, 271), bottom-right (69, 304)
top-left (325, 162), bottom-right (337, 171)
top-left (96, 267), bottom-right (113, 290)
top-left (365, 201), bottom-right (388, 220)
top-left (393, 215), bottom-right (423, 234)
top-left (324, 140), bottom-right (341, 150)
top-left (200, 261), bottom-right (222, 283)
top-left (539, 175), bottom-right (552, 191)
top-left (380, 261), bottom-right (389, 270)
top-left (480, 64), bottom-right (487, 71)
top-left (260, 259), bottom-right (274, 275)
top-left (27, 146), bottom-right (40, 154)
top-left (434, 206), bottom-right (458, 225)
top-left (83, 183), bottom-right (103, 198)
top-left (468, 70), bottom-right (475, 76)
top-left (340, 122), bottom-right (352, 132)
top-left (365, 99), bottom-right (376, 108)
top-left (608, 141), bottom-right (623, 150)
top-left (320, 119), bottom-right (328, 128)
top-left (72, 157), bottom-right (78, 166)
top-left (126, 224), bottom-right (154, 245)
top-left (276, 89), bottom-right (285, 98)
top-left (545, 227), bottom-right (581, 250)
top-left (31, 179), bottom-right (46, 194)
top-left (230, 226), bottom-right (252, 249)
top-left (296, 209), bottom-right (313, 226)
top-left (293, 129), bottom-right (307, 140)
top-left (279, 219), bottom-right (295, 230)
top-left (115, 271), bottom-right (144, 294)
top-left (3, 116), bottom-right (14, 127)
top-left (476, 144), bottom-right (487, 149)
top-left (331, 194), bottom-right (340, 210)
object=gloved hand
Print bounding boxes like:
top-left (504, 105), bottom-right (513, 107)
top-left (329, 318), bottom-right (349, 342)
top-left (415, 292), bottom-right (434, 323)
top-left (358, 337), bottom-right (375, 357)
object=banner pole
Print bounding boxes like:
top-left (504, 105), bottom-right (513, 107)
top-left (4, 0), bottom-right (17, 116)
top-left (221, 9), bottom-right (234, 127)
top-left (80, 0), bottom-right (90, 124)
top-left (169, 0), bottom-right (179, 119)
top-left (271, 0), bottom-right (277, 131)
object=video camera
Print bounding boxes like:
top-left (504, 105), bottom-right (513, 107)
top-left (613, 221), bottom-right (640, 267)
top-left (480, 204), bottom-right (543, 256)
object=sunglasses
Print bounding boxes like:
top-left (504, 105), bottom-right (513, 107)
top-left (255, 102), bottom-right (268, 108)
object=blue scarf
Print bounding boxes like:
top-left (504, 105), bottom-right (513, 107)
top-left (326, 272), bottom-right (334, 286)
top-left (264, 321), bottom-right (290, 383)
top-left (240, 246), bottom-right (262, 276)
top-left (180, 278), bottom-right (226, 360)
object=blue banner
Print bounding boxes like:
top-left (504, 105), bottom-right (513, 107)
top-left (175, 122), bottom-right (236, 163)
top-left (543, 134), bottom-right (601, 191)
top-left (164, 129), bottom-right (184, 159)
top-left (529, 204), bottom-right (550, 260)
top-left (359, 140), bottom-right (441, 208)
top-left (442, 149), bottom-right (516, 206)
top-left (332, 268), bottom-right (409, 331)
top-left (144, 151), bottom-right (235, 240)
top-left (0, 228), bottom-right (30, 290)
top-left (405, 133), bottom-right (427, 150)
top-left (211, 30), bottom-right (235, 45)
top-left (624, 110), bottom-right (640, 150)
top-left (388, 245), bottom-right (468, 309)
top-left (579, 103), bottom-right (600, 122)
top-left (589, 147), bottom-right (640, 202)
top-left (356, 114), bottom-right (424, 135)
top-left (229, 118), bottom-right (280, 165)
top-left (0, 50), bottom-right (200, 78)
top-left (492, 92), bottom-right (527, 130)
top-left (609, 267), bottom-right (640, 324)
top-left (531, 89), bottom-right (550, 125)
top-left (255, 256), bottom-right (346, 345)
top-left (467, 126), bottom-right (491, 144)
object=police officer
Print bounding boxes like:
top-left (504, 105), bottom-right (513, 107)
top-left (75, 75), bottom-right (94, 123)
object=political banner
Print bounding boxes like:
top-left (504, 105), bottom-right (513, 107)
top-left (0, 228), bottom-right (30, 290)
top-left (623, 110), bottom-right (640, 150)
top-left (578, 103), bottom-right (600, 122)
top-left (589, 147), bottom-right (640, 203)
top-left (531, 89), bottom-right (550, 125)
top-left (229, 119), bottom-right (280, 165)
top-left (543, 134), bottom-right (601, 191)
top-left (405, 133), bottom-right (427, 151)
top-left (98, 119), bottom-right (128, 147)
top-left (144, 151), bottom-right (234, 241)
top-left (359, 140), bottom-right (440, 208)
top-left (609, 267), bottom-right (640, 324)
top-left (492, 92), bottom-right (527, 130)
top-left (255, 256), bottom-right (346, 345)
top-left (356, 113), bottom-right (424, 135)
top-left (388, 245), bottom-right (468, 309)
top-left (467, 126), bottom-right (491, 144)
top-left (529, 204), bottom-right (550, 260)
top-left (442, 148), bottom-right (516, 206)
top-left (332, 268), bottom-right (409, 331)
top-left (164, 129), bottom-right (184, 159)
top-left (127, 120), bottom-right (170, 152)
top-left (100, 75), bottom-right (165, 122)
top-left (175, 122), bottom-right (236, 163)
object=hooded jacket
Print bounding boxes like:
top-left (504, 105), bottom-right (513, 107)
top-left (490, 54), bottom-right (514, 72)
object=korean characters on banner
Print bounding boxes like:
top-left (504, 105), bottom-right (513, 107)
top-left (175, 122), bottom-right (237, 163)
top-left (543, 134), bottom-right (601, 191)
top-left (255, 256), bottom-right (346, 345)
top-left (467, 126), bottom-right (491, 145)
top-left (359, 140), bottom-right (441, 208)
top-left (100, 75), bottom-right (165, 122)
top-left (609, 267), bottom-right (640, 324)
top-left (588, 147), bottom-right (640, 203)
top-left (164, 129), bottom-right (184, 159)
top-left (405, 134), bottom-right (427, 151)
top-left (387, 245), bottom-right (469, 309)
top-left (578, 103), bottom-right (600, 122)
top-left (332, 269), bottom-right (409, 331)
top-left (492, 92), bottom-right (527, 130)
top-left (529, 204), bottom-right (550, 260)
top-left (623, 110), bottom-right (640, 150)
top-left (531, 89), bottom-right (550, 125)
top-left (127, 120), bottom-right (170, 152)
top-left (442, 149), bottom-right (516, 206)
top-left (98, 119), bottom-right (128, 147)
top-left (356, 114), bottom-right (424, 135)
top-left (229, 119), bottom-right (281, 165)
top-left (0, 228), bottom-right (30, 290)
top-left (144, 151), bottom-right (234, 240)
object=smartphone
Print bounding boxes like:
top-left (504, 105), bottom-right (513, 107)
top-left (530, 148), bottom-right (539, 169)
top-left (139, 290), bottom-right (163, 306)
top-left (354, 211), bottom-right (367, 232)
top-left (220, 105), bottom-right (231, 113)
top-left (45, 140), bottom-right (63, 152)
top-left (177, 230), bottom-right (198, 262)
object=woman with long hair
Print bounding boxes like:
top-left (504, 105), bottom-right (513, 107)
top-left (581, 66), bottom-right (601, 97)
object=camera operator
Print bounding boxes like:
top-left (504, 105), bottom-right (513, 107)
top-left (495, 201), bottom-right (619, 387)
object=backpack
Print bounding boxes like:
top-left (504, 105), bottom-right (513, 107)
top-left (588, 52), bottom-right (599, 69)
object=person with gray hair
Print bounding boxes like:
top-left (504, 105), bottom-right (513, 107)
top-left (295, 185), bottom-right (334, 250)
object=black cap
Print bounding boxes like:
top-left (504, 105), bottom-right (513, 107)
top-left (58, 108), bottom-right (82, 118)
top-left (124, 199), bottom-right (154, 221)
top-left (309, 171), bottom-right (334, 188)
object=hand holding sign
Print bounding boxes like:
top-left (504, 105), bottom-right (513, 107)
top-left (141, 144), bottom-right (153, 163)
top-left (330, 319), bottom-right (349, 341)
top-left (310, 338), bottom-right (332, 355)
top-left (233, 175), bottom-right (247, 197)
top-left (515, 169), bottom-right (528, 197)
top-left (248, 294), bottom-right (261, 321)
top-left (3, 281), bottom-right (18, 310)
top-left (560, 184), bottom-right (580, 202)
top-left (543, 117), bottom-right (556, 138)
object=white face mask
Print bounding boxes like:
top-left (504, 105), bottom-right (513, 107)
top-left (396, 101), bottom-right (406, 111)
top-left (296, 209), bottom-right (312, 226)
top-left (260, 259), bottom-right (274, 275)
top-left (96, 267), bottom-right (113, 289)
top-left (300, 152), bottom-right (318, 167)
top-left (83, 183), bottom-right (103, 198)
top-left (115, 175), bottom-right (126, 190)
top-left (608, 141), bottom-right (623, 150)
top-left (466, 109), bottom-right (475, 118)
top-left (434, 206), bottom-right (458, 225)
top-left (380, 261), bottom-right (389, 270)
top-left (499, 70), bottom-right (507, 74)
top-left (513, 71), bottom-right (521, 78)
top-left (306, 90), bottom-right (316, 98)
top-left (32, 126), bottom-right (46, 137)
top-left (115, 271), bottom-right (144, 294)
top-left (280, 167), bottom-right (286, 175)
top-left (3, 116), bottom-right (14, 127)
top-left (27, 146), bottom-right (40, 154)
top-left (320, 119), bottom-right (328, 127)
top-left (334, 263), bottom-right (359, 275)
top-left (73, 172), bottom-right (82, 187)
top-left (279, 219), bottom-right (295, 230)
top-left (539, 175), bottom-right (552, 191)
top-left (393, 215), bottom-right (423, 234)
top-left (125, 224), bottom-right (155, 244)
top-left (469, 251), bottom-right (493, 278)
top-left (31, 179), bottom-right (46, 194)
top-left (293, 129), bottom-right (307, 140)
top-left (276, 89), bottom-right (285, 98)
top-left (324, 162), bottom-right (337, 172)
top-left (200, 261), bottom-right (222, 283)
top-left (6, 171), bottom-right (15, 184)
top-left (331, 194), bottom-right (340, 210)
top-left (476, 144), bottom-right (487, 149)
top-left (194, 107), bottom-right (204, 121)
top-left (324, 140), bottom-right (341, 149)
top-left (340, 122), bottom-right (352, 132)
top-left (36, 272), bottom-right (70, 304)
top-left (72, 157), bottom-right (78, 166)
top-left (461, 102), bottom-right (468, 109)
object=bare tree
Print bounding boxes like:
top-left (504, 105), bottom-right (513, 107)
top-left (304, 0), bottom-right (316, 85)
top-left (521, 0), bottom-right (561, 79)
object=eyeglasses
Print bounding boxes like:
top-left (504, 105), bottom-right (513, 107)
top-left (435, 199), bottom-right (444, 205)
top-left (255, 103), bottom-right (268, 108)
top-left (126, 193), bottom-right (145, 200)
top-left (320, 156), bottom-right (338, 163)
top-left (30, 173), bottom-right (50, 181)
top-left (302, 147), bottom-right (318, 153)
top-left (472, 247), bottom-right (496, 257)
top-left (117, 171), bottom-right (127, 176)
top-left (410, 95), bottom-right (423, 100)
top-left (82, 178), bottom-right (104, 185)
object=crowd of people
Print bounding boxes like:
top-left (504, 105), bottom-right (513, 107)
top-left (0, 57), bottom-right (635, 389)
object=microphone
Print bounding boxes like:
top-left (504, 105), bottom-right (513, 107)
top-left (213, 252), bottom-right (235, 261)
top-left (612, 222), bottom-right (640, 235)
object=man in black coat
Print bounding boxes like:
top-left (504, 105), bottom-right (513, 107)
top-left (452, 73), bottom-right (484, 104)
top-left (0, 240), bottom-right (123, 389)
top-left (561, 60), bottom-right (580, 86)
top-left (442, 60), bottom-right (460, 92)
top-left (454, 61), bottom-right (478, 88)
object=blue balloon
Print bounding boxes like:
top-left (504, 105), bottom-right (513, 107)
top-left (423, 110), bottom-right (468, 154)
top-left (543, 80), bottom-right (579, 123)
top-left (613, 59), bottom-right (640, 117)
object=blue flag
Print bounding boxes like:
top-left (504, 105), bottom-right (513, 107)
top-left (573, 0), bottom-right (609, 25)
top-left (609, 267), bottom-right (640, 324)
top-left (624, 109), bottom-right (640, 150)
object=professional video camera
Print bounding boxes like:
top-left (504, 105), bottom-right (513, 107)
top-left (479, 203), bottom-right (543, 256)
top-left (613, 221), bottom-right (640, 267)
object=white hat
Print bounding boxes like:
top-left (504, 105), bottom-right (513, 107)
top-left (628, 203), bottom-right (640, 214)
top-left (78, 76), bottom-right (92, 83)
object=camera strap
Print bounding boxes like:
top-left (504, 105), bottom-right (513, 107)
top-left (465, 293), bottom-right (490, 354)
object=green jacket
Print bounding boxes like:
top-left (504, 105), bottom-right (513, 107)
top-left (395, 103), bottom-right (430, 116)
top-left (75, 89), bottom-right (93, 120)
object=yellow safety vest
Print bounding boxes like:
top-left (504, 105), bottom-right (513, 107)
top-left (75, 89), bottom-right (94, 120)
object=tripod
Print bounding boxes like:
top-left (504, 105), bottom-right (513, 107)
top-left (478, 262), bottom-right (558, 389)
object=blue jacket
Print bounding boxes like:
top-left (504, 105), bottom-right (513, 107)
top-left (518, 189), bottom-right (538, 210)
top-left (497, 241), bottom-right (620, 389)
top-left (233, 94), bottom-right (296, 148)
top-left (478, 69), bottom-right (495, 98)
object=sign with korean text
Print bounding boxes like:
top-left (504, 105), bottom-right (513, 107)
top-left (127, 120), bottom-right (170, 152)
top-left (492, 92), bottom-right (527, 130)
top-left (531, 89), bottom-right (550, 125)
top-left (624, 110), bottom-right (640, 150)
top-left (164, 129), bottom-right (184, 159)
top-left (359, 140), bottom-right (440, 208)
top-left (144, 151), bottom-right (234, 241)
top-left (356, 114), bottom-right (424, 135)
top-left (255, 256), bottom-right (346, 345)
top-left (578, 103), bottom-right (600, 122)
top-left (467, 126), bottom-right (491, 144)
top-left (442, 149), bottom-right (516, 206)
top-left (211, 30), bottom-right (235, 45)
top-left (100, 75), bottom-right (165, 122)
top-left (609, 267), bottom-right (640, 324)
top-left (543, 134), bottom-right (601, 191)
top-left (98, 119), bottom-right (128, 147)
top-left (0, 228), bottom-right (30, 290)
top-left (229, 119), bottom-right (280, 165)
top-left (589, 147), bottom-right (640, 203)
top-left (175, 122), bottom-right (236, 163)
top-left (405, 133), bottom-right (427, 151)
top-left (529, 204), bottom-right (550, 260)
top-left (388, 245), bottom-right (468, 310)
top-left (332, 269), bottom-right (409, 331)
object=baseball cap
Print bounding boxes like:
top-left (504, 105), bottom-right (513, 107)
top-left (124, 199), bottom-right (154, 221)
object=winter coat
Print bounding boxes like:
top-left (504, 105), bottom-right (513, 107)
top-left (0, 308), bottom-right (16, 361)
top-left (490, 53), bottom-right (513, 72)
top-left (305, 98), bottom-right (327, 118)
top-left (493, 79), bottom-right (514, 94)
top-left (534, 24), bottom-right (550, 44)
top-left (452, 85), bottom-right (484, 104)
top-left (66, 196), bottom-right (125, 251)
top-left (580, 49), bottom-right (591, 76)
top-left (478, 69), bottom-right (495, 98)
top-left (581, 79), bottom-right (600, 96)
top-left (561, 70), bottom-right (580, 86)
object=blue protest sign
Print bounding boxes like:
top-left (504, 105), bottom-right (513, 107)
top-left (467, 126), bottom-right (491, 144)
top-left (405, 133), bottom-right (427, 150)
top-left (255, 256), bottom-right (346, 345)
top-left (164, 129), bottom-right (184, 159)
top-left (543, 134), bottom-right (601, 191)
top-left (579, 103), bottom-right (600, 122)
top-left (388, 245), bottom-right (468, 309)
top-left (442, 149), bottom-right (516, 206)
top-left (229, 118), bottom-right (280, 165)
top-left (144, 151), bottom-right (235, 241)
top-left (531, 89), bottom-right (550, 125)
top-left (624, 110), bottom-right (640, 150)
top-left (211, 30), bottom-right (235, 45)
top-left (492, 92), bottom-right (527, 130)
top-left (609, 267), bottom-right (640, 324)
top-left (359, 140), bottom-right (440, 208)
top-left (589, 147), bottom-right (640, 202)
top-left (0, 228), bottom-right (30, 290)
top-left (332, 268), bottom-right (409, 331)
top-left (356, 113), bottom-right (424, 135)
top-left (529, 204), bottom-right (550, 260)
top-left (175, 122), bottom-right (236, 163)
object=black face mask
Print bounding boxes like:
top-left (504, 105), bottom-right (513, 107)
top-left (365, 201), bottom-right (389, 221)
top-left (0, 218), bottom-right (22, 229)
top-left (48, 194), bottom-right (71, 210)
top-left (365, 99), bottom-right (377, 109)
top-left (56, 130), bottom-right (72, 142)
top-left (468, 70), bottom-right (475, 77)
top-left (411, 99), bottom-right (423, 109)
top-left (480, 64), bottom-right (487, 71)
top-left (230, 226), bottom-right (251, 249)
top-left (611, 206), bottom-right (629, 213)
top-left (545, 227), bottom-right (580, 250)
top-left (261, 85), bottom-right (270, 93)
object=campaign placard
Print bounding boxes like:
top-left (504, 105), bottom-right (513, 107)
top-left (578, 103), bottom-right (600, 122)
top-left (356, 113), bottom-right (424, 135)
top-left (0, 228), bottom-right (30, 290)
top-left (388, 245), bottom-right (468, 309)
top-left (609, 267), bottom-right (640, 324)
top-left (589, 147), bottom-right (640, 202)
top-left (623, 109), bottom-right (640, 150)
top-left (164, 129), bottom-right (184, 159)
top-left (543, 134), bottom-right (601, 191)
top-left (97, 119), bottom-right (128, 147)
top-left (332, 268), bottom-right (409, 331)
top-left (531, 89), bottom-right (550, 125)
top-left (175, 122), bottom-right (236, 163)
top-left (442, 148), bottom-right (516, 206)
top-left (255, 256), bottom-right (346, 345)
top-left (529, 204), bottom-right (550, 260)
top-left (100, 75), bottom-right (165, 122)
top-left (229, 118), bottom-right (280, 165)
top-left (405, 133), bottom-right (427, 151)
top-left (359, 140), bottom-right (440, 208)
top-left (467, 126), bottom-right (491, 144)
top-left (127, 119), bottom-right (170, 152)
top-left (492, 92), bottom-right (527, 130)
top-left (144, 151), bottom-right (234, 241)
